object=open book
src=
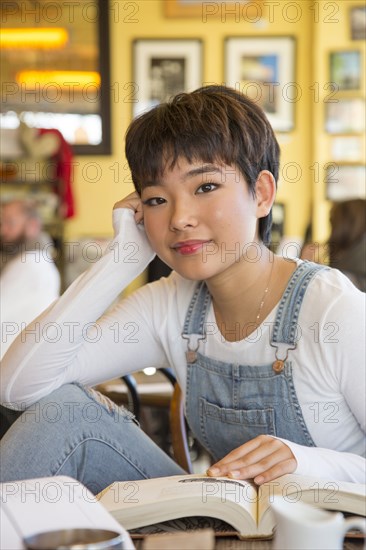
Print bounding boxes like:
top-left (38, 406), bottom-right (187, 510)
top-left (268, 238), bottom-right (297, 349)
top-left (98, 473), bottom-right (366, 539)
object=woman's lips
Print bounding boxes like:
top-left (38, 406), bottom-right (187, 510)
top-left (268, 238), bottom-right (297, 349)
top-left (172, 240), bottom-right (211, 255)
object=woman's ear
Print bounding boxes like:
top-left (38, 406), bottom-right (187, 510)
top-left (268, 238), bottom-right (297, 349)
top-left (255, 170), bottom-right (276, 219)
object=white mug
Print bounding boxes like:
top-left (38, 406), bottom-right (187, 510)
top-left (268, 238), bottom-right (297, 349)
top-left (271, 496), bottom-right (366, 550)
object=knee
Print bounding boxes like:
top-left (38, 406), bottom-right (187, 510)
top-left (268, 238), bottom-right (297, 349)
top-left (30, 383), bottom-right (101, 427)
top-left (1, 384), bottom-right (93, 441)
top-left (21, 383), bottom-right (134, 430)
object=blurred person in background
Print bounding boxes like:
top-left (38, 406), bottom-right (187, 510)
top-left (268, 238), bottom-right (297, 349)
top-left (327, 199), bottom-right (365, 292)
top-left (0, 199), bottom-right (60, 359)
top-left (301, 199), bottom-right (365, 292)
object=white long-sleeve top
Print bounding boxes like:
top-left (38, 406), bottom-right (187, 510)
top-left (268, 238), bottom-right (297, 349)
top-left (1, 209), bottom-right (365, 483)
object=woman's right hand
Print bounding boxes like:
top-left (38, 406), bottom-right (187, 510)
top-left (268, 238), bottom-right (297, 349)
top-left (113, 191), bottom-right (144, 225)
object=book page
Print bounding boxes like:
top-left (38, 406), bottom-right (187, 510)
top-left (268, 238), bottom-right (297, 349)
top-left (161, 475), bottom-right (258, 507)
top-left (283, 475), bottom-right (365, 515)
top-left (99, 474), bottom-right (260, 535)
top-left (257, 474), bottom-right (366, 532)
top-left (172, 476), bottom-right (259, 530)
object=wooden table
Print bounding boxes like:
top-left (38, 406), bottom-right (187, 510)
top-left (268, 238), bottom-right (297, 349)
top-left (133, 534), bottom-right (364, 549)
top-left (213, 538), bottom-right (364, 549)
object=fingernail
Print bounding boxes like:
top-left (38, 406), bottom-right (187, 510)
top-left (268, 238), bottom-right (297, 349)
top-left (207, 467), bottom-right (220, 476)
top-left (228, 470), bottom-right (240, 478)
top-left (255, 476), bottom-right (264, 484)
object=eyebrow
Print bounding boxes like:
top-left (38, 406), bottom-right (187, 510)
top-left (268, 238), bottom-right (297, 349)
top-left (143, 164), bottom-right (223, 189)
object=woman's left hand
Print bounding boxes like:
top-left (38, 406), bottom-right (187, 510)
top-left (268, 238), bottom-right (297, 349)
top-left (206, 435), bottom-right (297, 485)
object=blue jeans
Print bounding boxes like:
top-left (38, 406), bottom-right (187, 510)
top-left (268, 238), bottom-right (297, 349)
top-left (0, 384), bottom-right (185, 494)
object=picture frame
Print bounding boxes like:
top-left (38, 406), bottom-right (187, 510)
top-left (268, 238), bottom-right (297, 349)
top-left (325, 98), bottom-right (366, 134)
top-left (0, 0), bottom-right (111, 155)
top-left (330, 136), bottom-right (364, 162)
top-left (329, 51), bottom-right (361, 91)
top-left (164, 0), bottom-right (259, 18)
top-left (132, 39), bottom-right (203, 118)
top-left (350, 6), bottom-right (366, 40)
top-left (326, 163), bottom-right (366, 201)
top-left (225, 37), bottom-right (296, 132)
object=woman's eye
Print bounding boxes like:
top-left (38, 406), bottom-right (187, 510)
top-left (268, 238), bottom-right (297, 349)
top-left (197, 183), bottom-right (218, 194)
top-left (142, 197), bottom-right (166, 207)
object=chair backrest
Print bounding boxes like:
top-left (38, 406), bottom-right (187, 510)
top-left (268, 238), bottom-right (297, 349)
top-left (169, 383), bottom-right (193, 473)
top-left (120, 370), bottom-right (193, 473)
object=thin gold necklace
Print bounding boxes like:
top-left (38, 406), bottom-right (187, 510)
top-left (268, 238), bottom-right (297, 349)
top-left (255, 255), bottom-right (275, 325)
top-left (212, 255), bottom-right (276, 339)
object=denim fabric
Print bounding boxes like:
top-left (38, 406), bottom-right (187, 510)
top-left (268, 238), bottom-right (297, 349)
top-left (183, 261), bottom-right (327, 462)
top-left (0, 383), bottom-right (184, 493)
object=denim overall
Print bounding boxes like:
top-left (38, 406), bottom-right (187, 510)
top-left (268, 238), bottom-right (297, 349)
top-left (182, 261), bottom-right (327, 461)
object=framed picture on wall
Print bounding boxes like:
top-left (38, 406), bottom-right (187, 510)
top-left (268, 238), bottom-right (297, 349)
top-left (330, 136), bottom-right (364, 162)
top-left (132, 39), bottom-right (203, 118)
top-left (326, 163), bottom-right (366, 201)
top-left (325, 98), bottom-right (366, 134)
top-left (0, 0), bottom-right (111, 155)
top-left (164, 0), bottom-right (260, 18)
top-left (225, 37), bottom-right (296, 132)
top-left (329, 51), bottom-right (361, 90)
top-left (350, 6), bottom-right (366, 40)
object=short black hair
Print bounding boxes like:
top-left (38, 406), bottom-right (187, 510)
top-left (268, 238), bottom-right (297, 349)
top-left (125, 85), bottom-right (280, 243)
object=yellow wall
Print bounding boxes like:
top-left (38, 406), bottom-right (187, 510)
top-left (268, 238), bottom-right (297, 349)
top-left (65, 0), bottom-right (365, 250)
top-left (66, 0), bottom-right (311, 241)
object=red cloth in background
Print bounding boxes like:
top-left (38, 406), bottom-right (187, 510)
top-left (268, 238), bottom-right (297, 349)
top-left (38, 128), bottom-right (75, 219)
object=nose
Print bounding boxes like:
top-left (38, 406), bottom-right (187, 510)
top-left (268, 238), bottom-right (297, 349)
top-left (169, 199), bottom-right (197, 232)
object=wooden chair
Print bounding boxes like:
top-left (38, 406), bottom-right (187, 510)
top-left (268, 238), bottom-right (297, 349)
top-left (169, 383), bottom-right (193, 473)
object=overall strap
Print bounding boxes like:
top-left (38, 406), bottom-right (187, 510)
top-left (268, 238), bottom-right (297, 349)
top-left (270, 261), bottom-right (328, 369)
top-left (182, 281), bottom-right (211, 362)
top-left (182, 261), bottom-right (328, 365)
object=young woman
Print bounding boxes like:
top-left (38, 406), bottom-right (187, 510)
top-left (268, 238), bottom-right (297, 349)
top-left (1, 86), bottom-right (364, 493)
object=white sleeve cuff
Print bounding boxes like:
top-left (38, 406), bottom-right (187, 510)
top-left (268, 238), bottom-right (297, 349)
top-left (273, 436), bottom-right (366, 484)
top-left (111, 208), bottom-right (155, 265)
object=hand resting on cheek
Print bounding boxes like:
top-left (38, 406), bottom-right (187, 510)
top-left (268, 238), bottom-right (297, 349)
top-left (114, 191), bottom-right (144, 225)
